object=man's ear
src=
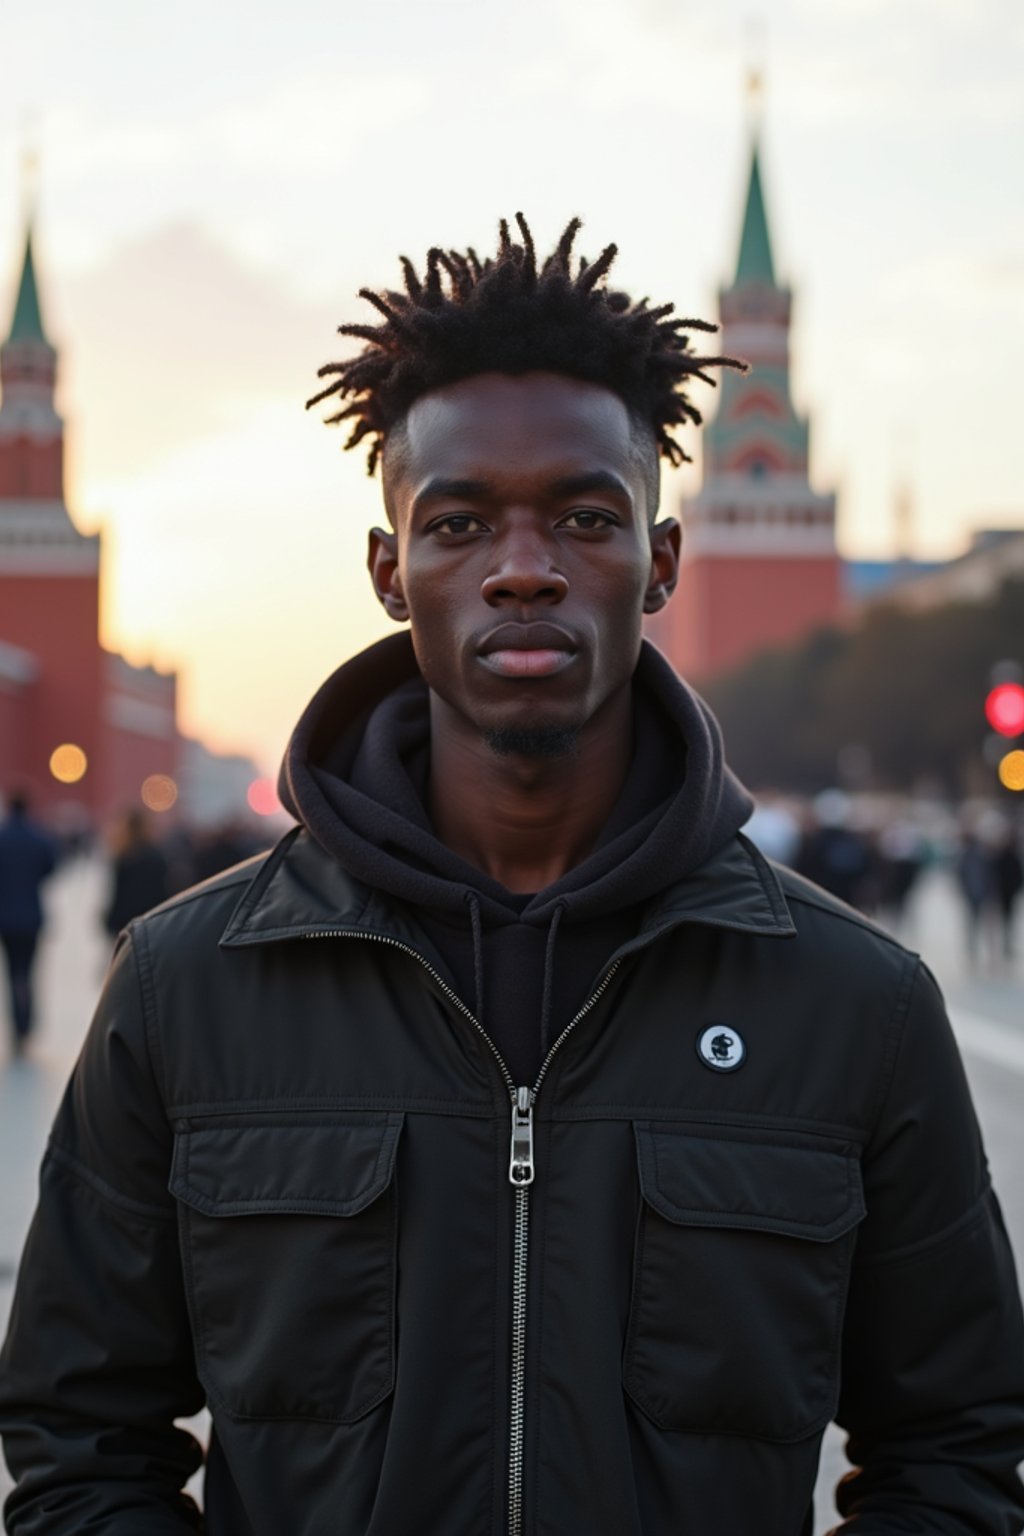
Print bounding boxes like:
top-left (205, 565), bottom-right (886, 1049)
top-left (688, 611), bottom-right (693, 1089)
top-left (367, 527), bottom-right (409, 622)
top-left (643, 517), bottom-right (682, 614)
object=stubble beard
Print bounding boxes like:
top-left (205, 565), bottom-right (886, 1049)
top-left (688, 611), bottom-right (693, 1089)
top-left (484, 726), bottom-right (580, 760)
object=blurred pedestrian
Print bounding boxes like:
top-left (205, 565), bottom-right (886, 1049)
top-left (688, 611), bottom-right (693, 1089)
top-left (191, 819), bottom-right (261, 883)
top-left (745, 791), bottom-right (801, 865)
top-left (160, 822), bottom-right (198, 895)
top-left (103, 809), bottom-right (170, 939)
top-left (876, 821), bottom-right (925, 934)
top-left (796, 791), bottom-right (871, 910)
top-left (957, 829), bottom-right (994, 970)
top-left (0, 789), bottom-right (58, 1058)
top-left (992, 828), bottom-right (1023, 960)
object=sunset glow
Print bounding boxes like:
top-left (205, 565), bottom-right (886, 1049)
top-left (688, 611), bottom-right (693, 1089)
top-left (3, 0), bottom-right (1021, 772)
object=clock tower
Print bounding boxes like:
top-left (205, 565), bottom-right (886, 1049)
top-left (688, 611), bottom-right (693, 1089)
top-left (649, 126), bottom-right (841, 681)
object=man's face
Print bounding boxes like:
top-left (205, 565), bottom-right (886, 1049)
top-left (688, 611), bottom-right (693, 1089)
top-left (369, 372), bottom-right (679, 751)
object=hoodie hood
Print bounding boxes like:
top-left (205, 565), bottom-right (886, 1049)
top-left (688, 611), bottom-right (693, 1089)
top-left (278, 631), bottom-right (753, 929)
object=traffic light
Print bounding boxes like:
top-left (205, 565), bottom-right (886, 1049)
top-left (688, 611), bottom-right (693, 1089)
top-left (986, 662), bottom-right (1024, 792)
top-left (985, 682), bottom-right (1024, 738)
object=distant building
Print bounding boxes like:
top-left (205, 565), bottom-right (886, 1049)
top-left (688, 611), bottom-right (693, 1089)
top-left (853, 529), bottom-right (1024, 613)
top-left (843, 557), bottom-right (946, 603)
top-left (178, 736), bottom-right (269, 830)
top-left (843, 480), bottom-right (946, 601)
top-left (648, 126), bottom-right (842, 682)
top-left (0, 215), bottom-right (180, 825)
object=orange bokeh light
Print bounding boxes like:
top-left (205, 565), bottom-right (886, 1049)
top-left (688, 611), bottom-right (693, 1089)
top-left (49, 743), bottom-right (88, 784)
top-left (997, 750), bottom-right (1024, 792)
top-left (141, 774), bottom-right (179, 812)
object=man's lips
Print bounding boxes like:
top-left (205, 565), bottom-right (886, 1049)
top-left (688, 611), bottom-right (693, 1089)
top-left (481, 648), bottom-right (576, 678)
top-left (476, 623), bottom-right (579, 679)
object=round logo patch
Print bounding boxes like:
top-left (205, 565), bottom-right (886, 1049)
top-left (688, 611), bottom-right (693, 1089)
top-left (696, 1024), bottom-right (746, 1073)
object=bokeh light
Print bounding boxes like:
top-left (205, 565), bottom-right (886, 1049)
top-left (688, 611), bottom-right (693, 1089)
top-left (247, 777), bottom-right (281, 817)
top-left (997, 750), bottom-right (1024, 792)
top-left (141, 774), bottom-right (179, 812)
top-left (985, 683), bottom-right (1024, 738)
top-left (49, 743), bottom-right (88, 784)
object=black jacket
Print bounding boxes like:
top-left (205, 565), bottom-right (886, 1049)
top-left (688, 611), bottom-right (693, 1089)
top-left (1, 829), bottom-right (1023, 1533)
top-left (2, 641), bottom-right (1024, 1535)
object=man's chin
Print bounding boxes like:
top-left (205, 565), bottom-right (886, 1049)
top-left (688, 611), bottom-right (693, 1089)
top-left (484, 726), bottom-right (580, 760)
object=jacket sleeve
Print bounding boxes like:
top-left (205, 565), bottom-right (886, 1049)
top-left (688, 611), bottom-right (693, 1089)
top-left (832, 958), bottom-right (1024, 1533)
top-left (0, 928), bottom-right (205, 1533)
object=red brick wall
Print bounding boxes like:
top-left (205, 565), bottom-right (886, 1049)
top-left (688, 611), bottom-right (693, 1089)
top-left (0, 572), bottom-right (103, 816)
top-left (0, 436), bottom-right (63, 499)
top-left (648, 555), bottom-right (842, 684)
top-left (99, 659), bottom-right (180, 824)
top-left (0, 683), bottom-right (29, 799)
top-left (101, 727), bottom-right (179, 823)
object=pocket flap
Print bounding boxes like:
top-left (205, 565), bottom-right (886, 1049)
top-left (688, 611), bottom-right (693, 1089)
top-left (170, 1113), bottom-right (403, 1218)
top-left (634, 1125), bottom-right (864, 1242)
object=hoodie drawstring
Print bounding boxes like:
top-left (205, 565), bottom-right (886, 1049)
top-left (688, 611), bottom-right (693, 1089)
top-left (465, 891), bottom-right (485, 1029)
top-left (539, 899), bottom-right (567, 1057)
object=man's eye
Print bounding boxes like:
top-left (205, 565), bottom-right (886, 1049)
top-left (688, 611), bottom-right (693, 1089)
top-left (560, 509), bottom-right (615, 531)
top-left (430, 514), bottom-right (487, 537)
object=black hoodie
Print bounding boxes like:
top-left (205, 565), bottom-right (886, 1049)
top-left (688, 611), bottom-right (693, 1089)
top-left (279, 632), bottom-right (753, 1083)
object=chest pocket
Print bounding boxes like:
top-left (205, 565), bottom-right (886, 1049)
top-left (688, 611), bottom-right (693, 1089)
top-left (170, 1113), bottom-right (402, 1423)
top-left (624, 1124), bottom-right (865, 1443)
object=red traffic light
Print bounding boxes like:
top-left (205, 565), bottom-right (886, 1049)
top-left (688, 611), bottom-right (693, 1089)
top-left (985, 682), bottom-right (1024, 737)
top-left (247, 777), bottom-right (281, 816)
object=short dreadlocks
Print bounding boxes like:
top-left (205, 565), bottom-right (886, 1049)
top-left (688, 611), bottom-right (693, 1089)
top-left (307, 213), bottom-right (746, 484)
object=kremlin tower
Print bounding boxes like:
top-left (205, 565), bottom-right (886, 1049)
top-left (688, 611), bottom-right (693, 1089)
top-left (0, 208), bottom-right (180, 824)
top-left (649, 120), bottom-right (841, 682)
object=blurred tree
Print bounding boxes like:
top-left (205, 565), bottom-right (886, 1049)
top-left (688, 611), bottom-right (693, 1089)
top-left (702, 577), bottom-right (1024, 794)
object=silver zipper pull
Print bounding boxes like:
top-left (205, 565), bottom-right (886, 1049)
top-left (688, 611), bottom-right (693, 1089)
top-left (509, 1086), bottom-right (535, 1186)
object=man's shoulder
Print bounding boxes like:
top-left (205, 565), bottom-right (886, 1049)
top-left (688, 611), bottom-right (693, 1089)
top-left (715, 832), bottom-right (916, 964)
top-left (766, 853), bottom-right (919, 991)
top-left (129, 827), bottom-right (369, 962)
top-left (0, 816), bottom-right (42, 845)
top-left (128, 838), bottom-right (283, 956)
top-left (0, 816), bottom-right (55, 862)
top-left (773, 859), bottom-right (902, 937)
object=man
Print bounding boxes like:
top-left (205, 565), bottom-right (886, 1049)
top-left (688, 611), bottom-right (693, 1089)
top-left (103, 808), bottom-right (171, 942)
top-left (0, 790), bottom-right (57, 1060)
top-left (1, 216), bottom-right (1022, 1534)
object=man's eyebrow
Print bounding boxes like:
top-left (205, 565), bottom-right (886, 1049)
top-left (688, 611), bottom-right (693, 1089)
top-left (410, 469), bottom-right (634, 514)
top-left (412, 478), bottom-right (492, 513)
top-left (547, 471), bottom-right (633, 503)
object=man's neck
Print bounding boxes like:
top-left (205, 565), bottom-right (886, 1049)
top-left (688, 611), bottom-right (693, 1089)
top-left (427, 688), bottom-right (633, 894)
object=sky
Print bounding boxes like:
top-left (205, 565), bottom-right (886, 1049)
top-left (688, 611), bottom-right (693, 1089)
top-left (1, 0), bottom-right (1022, 771)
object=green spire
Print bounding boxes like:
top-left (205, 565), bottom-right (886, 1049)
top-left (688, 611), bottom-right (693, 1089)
top-left (734, 139), bottom-right (776, 287)
top-left (7, 224), bottom-right (49, 345)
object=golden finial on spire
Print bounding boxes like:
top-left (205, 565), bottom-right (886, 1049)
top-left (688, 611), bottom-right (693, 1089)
top-left (20, 111), bottom-right (40, 222)
top-left (743, 17), bottom-right (766, 130)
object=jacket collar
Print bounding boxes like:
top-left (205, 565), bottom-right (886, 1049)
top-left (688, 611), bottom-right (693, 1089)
top-left (220, 826), bottom-right (795, 951)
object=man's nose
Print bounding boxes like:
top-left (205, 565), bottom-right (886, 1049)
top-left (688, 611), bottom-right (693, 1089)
top-left (480, 525), bottom-right (569, 606)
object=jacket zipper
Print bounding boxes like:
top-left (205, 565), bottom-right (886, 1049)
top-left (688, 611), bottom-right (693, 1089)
top-left (303, 928), bottom-right (621, 1536)
top-left (504, 965), bottom-right (622, 1536)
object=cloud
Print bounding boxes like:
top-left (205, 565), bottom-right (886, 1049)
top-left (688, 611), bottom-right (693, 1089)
top-left (59, 221), bottom-right (343, 487)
